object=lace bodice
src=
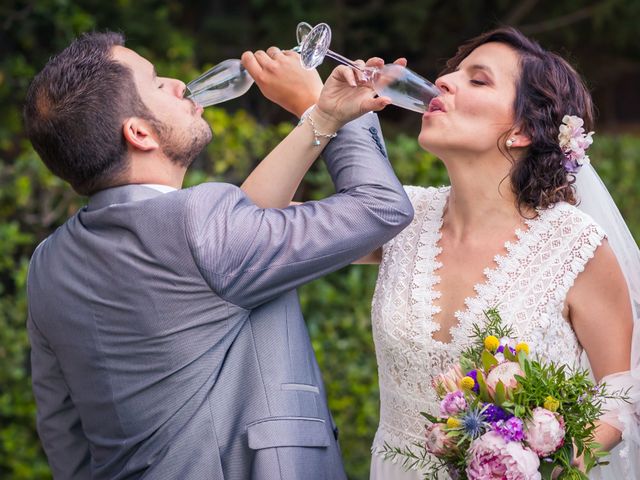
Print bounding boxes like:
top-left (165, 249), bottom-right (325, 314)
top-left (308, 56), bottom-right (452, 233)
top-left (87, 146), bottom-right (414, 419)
top-left (371, 185), bottom-right (606, 454)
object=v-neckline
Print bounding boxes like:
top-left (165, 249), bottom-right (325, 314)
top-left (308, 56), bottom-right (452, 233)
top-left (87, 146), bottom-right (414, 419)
top-left (421, 187), bottom-right (545, 347)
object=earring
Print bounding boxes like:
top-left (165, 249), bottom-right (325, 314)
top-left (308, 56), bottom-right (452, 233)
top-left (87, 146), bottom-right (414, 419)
top-left (506, 138), bottom-right (514, 148)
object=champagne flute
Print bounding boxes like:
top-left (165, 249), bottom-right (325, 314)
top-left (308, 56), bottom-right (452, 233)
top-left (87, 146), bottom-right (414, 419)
top-left (185, 22), bottom-right (313, 108)
top-left (299, 23), bottom-right (439, 114)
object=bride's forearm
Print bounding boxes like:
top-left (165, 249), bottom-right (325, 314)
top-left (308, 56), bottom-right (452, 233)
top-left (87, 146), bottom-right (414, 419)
top-left (593, 420), bottom-right (622, 453)
top-left (571, 421), bottom-right (621, 472)
top-left (239, 49), bottom-right (324, 208)
top-left (241, 107), bottom-right (340, 208)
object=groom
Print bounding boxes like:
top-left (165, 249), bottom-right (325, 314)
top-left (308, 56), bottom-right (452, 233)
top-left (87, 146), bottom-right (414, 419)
top-left (24, 32), bottom-right (412, 479)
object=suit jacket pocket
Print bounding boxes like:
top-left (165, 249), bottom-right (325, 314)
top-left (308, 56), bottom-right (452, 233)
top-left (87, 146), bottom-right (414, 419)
top-left (247, 416), bottom-right (330, 449)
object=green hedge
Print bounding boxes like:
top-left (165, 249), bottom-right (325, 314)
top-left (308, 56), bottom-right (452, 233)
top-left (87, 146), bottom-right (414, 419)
top-left (1, 108), bottom-right (638, 478)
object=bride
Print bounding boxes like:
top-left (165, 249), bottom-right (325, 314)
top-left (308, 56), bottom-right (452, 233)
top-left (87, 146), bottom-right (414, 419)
top-left (239, 27), bottom-right (640, 479)
top-left (362, 27), bottom-right (640, 479)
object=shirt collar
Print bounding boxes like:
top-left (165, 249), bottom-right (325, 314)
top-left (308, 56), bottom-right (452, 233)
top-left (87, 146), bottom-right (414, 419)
top-left (140, 183), bottom-right (178, 194)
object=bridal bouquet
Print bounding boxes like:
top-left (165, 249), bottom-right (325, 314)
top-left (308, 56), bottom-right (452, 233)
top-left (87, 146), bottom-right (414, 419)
top-left (382, 309), bottom-right (628, 480)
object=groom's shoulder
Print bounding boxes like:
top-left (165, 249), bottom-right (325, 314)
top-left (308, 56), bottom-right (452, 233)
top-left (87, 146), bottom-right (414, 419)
top-left (182, 182), bottom-right (244, 206)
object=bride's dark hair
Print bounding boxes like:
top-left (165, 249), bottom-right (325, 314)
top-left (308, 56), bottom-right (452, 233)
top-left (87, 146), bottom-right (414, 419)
top-left (440, 27), bottom-right (594, 212)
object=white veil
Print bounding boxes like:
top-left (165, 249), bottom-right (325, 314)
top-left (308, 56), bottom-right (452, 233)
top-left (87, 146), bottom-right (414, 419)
top-left (574, 163), bottom-right (640, 478)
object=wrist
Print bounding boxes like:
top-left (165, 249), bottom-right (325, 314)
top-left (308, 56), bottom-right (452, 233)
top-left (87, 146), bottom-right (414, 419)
top-left (298, 105), bottom-right (338, 146)
top-left (311, 105), bottom-right (343, 133)
top-left (295, 95), bottom-right (321, 119)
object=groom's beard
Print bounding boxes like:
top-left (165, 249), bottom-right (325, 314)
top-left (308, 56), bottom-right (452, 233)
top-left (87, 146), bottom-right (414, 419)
top-left (150, 117), bottom-right (212, 168)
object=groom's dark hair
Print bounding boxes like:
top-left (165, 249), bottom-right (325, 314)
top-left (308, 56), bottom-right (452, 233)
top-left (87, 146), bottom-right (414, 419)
top-left (441, 27), bottom-right (594, 213)
top-left (23, 31), bottom-right (155, 196)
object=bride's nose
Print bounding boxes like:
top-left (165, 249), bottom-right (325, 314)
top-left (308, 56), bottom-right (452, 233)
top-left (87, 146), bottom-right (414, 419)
top-left (435, 74), bottom-right (455, 94)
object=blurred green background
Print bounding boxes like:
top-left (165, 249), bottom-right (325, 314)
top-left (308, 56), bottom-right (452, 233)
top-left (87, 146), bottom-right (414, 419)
top-left (1, 1), bottom-right (639, 478)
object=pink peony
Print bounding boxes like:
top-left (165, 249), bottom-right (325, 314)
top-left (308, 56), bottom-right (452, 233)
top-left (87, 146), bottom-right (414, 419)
top-left (524, 407), bottom-right (565, 456)
top-left (466, 431), bottom-right (540, 480)
top-left (486, 361), bottom-right (524, 393)
top-left (433, 364), bottom-right (464, 394)
top-left (440, 391), bottom-right (467, 416)
top-left (424, 423), bottom-right (453, 456)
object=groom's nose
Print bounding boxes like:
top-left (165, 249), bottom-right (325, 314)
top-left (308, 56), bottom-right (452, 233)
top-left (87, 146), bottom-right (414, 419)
top-left (164, 77), bottom-right (187, 99)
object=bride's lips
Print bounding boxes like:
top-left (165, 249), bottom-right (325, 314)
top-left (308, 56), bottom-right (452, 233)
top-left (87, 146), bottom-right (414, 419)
top-left (423, 97), bottom-right (446, 118)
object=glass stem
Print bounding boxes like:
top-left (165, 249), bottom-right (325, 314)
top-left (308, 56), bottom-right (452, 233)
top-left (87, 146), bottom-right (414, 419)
top-left (325, 50), bottom-right (364, 71)
top-left (325, 50), bottom-right (375, 82)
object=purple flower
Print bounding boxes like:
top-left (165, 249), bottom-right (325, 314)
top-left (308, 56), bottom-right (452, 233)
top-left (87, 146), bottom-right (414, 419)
top-left (441, 391), bottom-right (468, 416)
top-left (493, 417), bottom-right (525, 442)
top-left (496, 345), bottom-right (516, 356)
top-left (466, 369), bottom-right (480, 394)
top-left (483, 404), bottom-right (512, 423)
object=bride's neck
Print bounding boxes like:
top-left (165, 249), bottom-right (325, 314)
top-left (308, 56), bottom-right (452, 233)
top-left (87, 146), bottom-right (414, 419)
top-left (444, 161), bottom-right (524, 240)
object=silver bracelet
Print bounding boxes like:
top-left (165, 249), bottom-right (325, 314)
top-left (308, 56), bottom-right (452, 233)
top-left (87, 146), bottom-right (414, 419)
top-left (297, 105), bottom-right (338, 146)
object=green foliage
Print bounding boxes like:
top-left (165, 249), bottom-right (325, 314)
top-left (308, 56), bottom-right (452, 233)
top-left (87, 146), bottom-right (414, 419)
top-left (459, 308), bottom-right (515, 373)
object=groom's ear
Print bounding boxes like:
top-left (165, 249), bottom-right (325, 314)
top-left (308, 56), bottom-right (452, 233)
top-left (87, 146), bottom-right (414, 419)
top-left (122, 117), bottom-right (160, 152)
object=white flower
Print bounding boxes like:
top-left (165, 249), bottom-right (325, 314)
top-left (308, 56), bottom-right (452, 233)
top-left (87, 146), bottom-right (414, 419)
top-left (558, 115), bottom-right (594, 173)
top-left (486, 361), bottom-right (524, 393)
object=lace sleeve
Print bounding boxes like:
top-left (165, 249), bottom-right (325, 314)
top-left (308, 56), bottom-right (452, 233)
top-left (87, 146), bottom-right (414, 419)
top-left (598, 370), bottom-right (640, 476)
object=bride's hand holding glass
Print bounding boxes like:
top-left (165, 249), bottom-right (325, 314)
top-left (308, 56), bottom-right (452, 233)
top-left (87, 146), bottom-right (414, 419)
top-left (315, 58), bottom-right (394, 130)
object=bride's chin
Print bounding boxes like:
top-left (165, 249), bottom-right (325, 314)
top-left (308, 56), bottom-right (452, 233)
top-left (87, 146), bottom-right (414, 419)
top-left (418, 131), bottom-right (438, 152)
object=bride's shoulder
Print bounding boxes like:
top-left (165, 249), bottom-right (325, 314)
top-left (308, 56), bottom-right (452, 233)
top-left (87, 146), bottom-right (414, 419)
top-left (542, 201), bottom-right (606, 241)
top-left (545, 201), bottom-right (600, 226)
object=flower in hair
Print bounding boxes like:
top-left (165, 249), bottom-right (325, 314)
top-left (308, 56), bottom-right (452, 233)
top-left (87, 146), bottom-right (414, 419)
top-left (558, 115), bottom-right (594, 173)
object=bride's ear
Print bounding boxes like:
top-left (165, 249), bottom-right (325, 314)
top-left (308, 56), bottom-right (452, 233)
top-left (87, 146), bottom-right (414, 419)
top-left (122, 117), bottom-right (159, 151)
top-left (507, 126), bottom-right (531, 149)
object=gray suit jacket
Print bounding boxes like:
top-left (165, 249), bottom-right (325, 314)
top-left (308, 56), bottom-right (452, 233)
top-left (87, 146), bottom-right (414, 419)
top-left (27, 114), bottom-right (413, 479)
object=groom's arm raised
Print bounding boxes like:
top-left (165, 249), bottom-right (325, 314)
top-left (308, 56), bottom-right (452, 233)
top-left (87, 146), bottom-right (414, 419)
top-left (185, 64), bottom-right (413, 309)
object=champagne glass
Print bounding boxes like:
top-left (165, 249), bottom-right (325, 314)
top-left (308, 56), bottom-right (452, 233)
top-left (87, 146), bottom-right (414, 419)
top-left (299, 23), bottom-right (439, 114)
top-left (184, 22), bottom-right (313, 108)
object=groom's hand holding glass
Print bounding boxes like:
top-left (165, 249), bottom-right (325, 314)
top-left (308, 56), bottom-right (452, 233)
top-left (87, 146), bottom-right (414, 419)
top-left (241, 47), bottom-right (324, 118)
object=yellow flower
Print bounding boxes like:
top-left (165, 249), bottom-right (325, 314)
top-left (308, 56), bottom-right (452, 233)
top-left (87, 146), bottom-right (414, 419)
top-left (515, 342), bottom-right (530, 355)
top-left (544, 396), bottom-right (560, 412)
top-left (484, 335), bottom-right (500, 352)
top-left (459, 376), bottom-right (476, 391)
top-left (446, 417), bottom-right (461, 429)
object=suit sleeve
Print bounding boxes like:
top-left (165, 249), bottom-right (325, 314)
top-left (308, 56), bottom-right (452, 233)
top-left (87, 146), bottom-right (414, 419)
top-left (185, 113), bottom-right (413, 309)
top-left (28, 311), bottom-right (91, 479)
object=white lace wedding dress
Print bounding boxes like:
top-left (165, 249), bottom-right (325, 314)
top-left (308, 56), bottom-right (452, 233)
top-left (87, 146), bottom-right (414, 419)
top-left (369, 185), bottom-right (617, 479)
